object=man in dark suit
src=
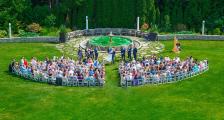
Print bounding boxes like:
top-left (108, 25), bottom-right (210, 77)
top-left (133, 46), bottom-right (137, 60)
top-left (112, 48), bottom-right (116, 64)
top-left (90, 48), bottom-right (94, 59)
top-left (94, 47), bottom-right (98, 60)
top-left (77, 48), bottom-right (83, 61)
top-left (128, 46), bottom-right (132, 61)
top-left (120, 47), bottom-right (126, 61)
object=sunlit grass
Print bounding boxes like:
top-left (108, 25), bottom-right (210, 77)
top-left (0, 41), bottom-right (224, 120)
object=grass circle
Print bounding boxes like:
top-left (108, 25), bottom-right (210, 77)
top-left (89, 36), bottom-right (133, 47)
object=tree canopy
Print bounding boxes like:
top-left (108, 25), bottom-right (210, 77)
top-left (0, 0), bottom-right (223, 34)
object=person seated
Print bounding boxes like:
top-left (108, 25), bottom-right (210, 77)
top-left (93, 69), bottom-right (100, 80)
top-left (77, 73), bottom-right (84, 80)
top-left (192, 64), bottom-right (199, 73)
top-left (94, 60), bottom-right (100, 68)
top-left (24, 59), bottom-right (28, 68)
top-left (68, 69), bottom-right (74, 77)
top-left (87, 58), bottom-right (93, 66)
top-left (27, 66), bottom-right (32, 75)
top-left (20, 64), bottom-right (28, 74)
top-left (89, 68), bottom-right (95, 77)
top-left (132, 75), bottom-right (139, 85)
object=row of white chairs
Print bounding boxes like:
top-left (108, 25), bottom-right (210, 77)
top-left (120, 66), bottom-right (209, 87)
top-left (11, 67), bottom-right (104, 87)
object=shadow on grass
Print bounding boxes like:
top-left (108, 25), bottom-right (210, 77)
top-left (160, 50), bottom-right (173, 54)
top-left (4, 70), bottom-right (56, 86)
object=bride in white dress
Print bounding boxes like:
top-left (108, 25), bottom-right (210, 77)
top-left (105, 47), bottom-right (113, 62)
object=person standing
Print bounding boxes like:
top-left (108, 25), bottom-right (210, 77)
top-left (78, 49), bottom-right (83, 61)
top-left (133, 46), bottom-right (137, 60)
top-left (94, 47), bottom-right (98, 60)
top-left (128, 46), bottom-right (132, 61)
top-left (112, 48), bottom-right (116, 64)
top-left (85, 48), bottom-right (89, 59)
top-left (90, 48), bottom-right (94, 59)
top-left (120, 47), bottom-right (126, 61)
top-left (107, 47), bottom-right (111, 54)
top-left (106, 47), bottom-right (113, 62)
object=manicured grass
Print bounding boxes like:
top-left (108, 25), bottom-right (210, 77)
top-left (0, 41), bottom-right (224, 120)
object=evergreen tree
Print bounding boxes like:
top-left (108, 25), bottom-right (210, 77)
top-left (0, 0), bottom-right (223, 33)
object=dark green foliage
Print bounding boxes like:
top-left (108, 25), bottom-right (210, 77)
top-left (18, 29), bottom-right (39, 37)
top-left (163, 15), bottom-right (171, 32)
top-left (0, 0), bottom-right (223, 33)
top-left (59, 25), bottom-right (66, 33)
top-left (40, 27), bottom-right (59, 36)
top-left (44, 14), bottom-right (56, 27)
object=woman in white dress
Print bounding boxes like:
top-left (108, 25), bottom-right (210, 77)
top-left (106, 47), bottom-right (113, 62)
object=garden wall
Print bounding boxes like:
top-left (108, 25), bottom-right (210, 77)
top-left (67, 28), bottom-right (224, 41)
top-left (158, 35), bottom-right (224, 40)
top-left (0, 37), bottom-right (59, 43)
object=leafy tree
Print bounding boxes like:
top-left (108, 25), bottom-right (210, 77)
top-left (0, 0), bottom-right (223, 33)
top-left (44, 14), bottom-right (56, 27)
top-left (0, 0), bottom-right (31, 32)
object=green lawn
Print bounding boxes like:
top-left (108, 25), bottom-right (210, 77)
top-left (0, 41), bottom-right (224, 120)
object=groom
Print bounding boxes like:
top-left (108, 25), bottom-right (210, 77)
top-left (111, 48), bottom-right (116, 64)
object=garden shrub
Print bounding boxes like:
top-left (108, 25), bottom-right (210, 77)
top-left (44, 14), bottom-right (56, 27)
top-left (27, 23), bottom-right (42, 33)
top-left (0, 30), bottom-right (7, 38)
top-left (40, 27), bottom-right (59, 36)
top-left (18, 29), bottom-right (39, 37)
top-left (175, 31), bottom-right (196, 34)
top-left (66, 28), bottom-right (72, 33)
top-left (149, 24), bottom-right (159, 33)
top-left (59, 25), bottom-right (67, 33)
top-left (175, 23), bottom-right (187, 31)
top-left (213, 28), bottom-right (221, 35)
top-left (141, 23), bottom-right (149, 32)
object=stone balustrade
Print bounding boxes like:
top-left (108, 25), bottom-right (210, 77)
top-left (67, 28), bottom-right (224, 41)
top-left (1, 29), bottom-right (223, 43)
top-left (0, 37), bottom-right (59, 43)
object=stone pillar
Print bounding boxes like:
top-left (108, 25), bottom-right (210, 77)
top-left (202, 20), bottom-right (205, 35)
top-left (9, 23), bottom-right (12, 38)
top-left (86, 16), bottom-right (88, 30)
top-left (137, 17), bottom-right (140, 31)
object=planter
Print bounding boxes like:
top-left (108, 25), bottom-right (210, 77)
top-left (59, 32), bottom-right (66, 43)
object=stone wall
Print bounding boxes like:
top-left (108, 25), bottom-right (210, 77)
top-left (67, 28), bottom-right (224, 41)
top-left (158, 35), bottom-right (224, 40)
top-left (0, 37), bottom-right (59, 43)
